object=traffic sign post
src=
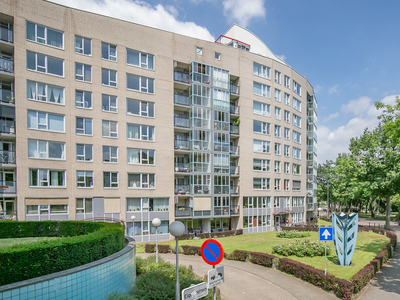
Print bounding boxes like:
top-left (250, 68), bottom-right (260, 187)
top-left (319, 227), bottom-right (333, 275)
top-left (201, 239), bottom-right (224, 300)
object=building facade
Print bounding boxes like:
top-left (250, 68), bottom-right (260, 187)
top-left (0, 0), bottom-right (317, 241)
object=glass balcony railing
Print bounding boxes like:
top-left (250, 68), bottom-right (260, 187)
top-left (0, 150), bottom-right (16, 164)
top-left (0, 89), bottom-right (14, 104)
top-left (0, 28), bottom-right (13, 43)
top-left (230, 185), bottom-right (239, 195)
top-left (230, 165), bottom-right (239, 175)
top-left (230, 205), bottom-right (240, 215)
top-left (175, 206), bottom-right (192, 217)
top-left (230, 84), bottom-right (239, 95)
top-left (230, 124), bottom-right (239, 135)
top-left (230, 104), bottom-right (239, 115)
top-left (193, 185), bottom-right (210, 195)
top-left (213, 186), bottom-right (230, 194)
top-left (174, 163), bottom-right (190, 173)
top-left (174, 116), bottom-right (190, 128)
top-left (0, 181), bottom-right (16, 194)
top-left (0, 120), bottom-right (15, 134)
top-left (174, 71), bottom-right (190, 84)
top-left (213, 144), bottom-right (230, 152)
top-left (174, 93), bottom-right (190, 106)
top-left (175, 185), bottom-right (190, 195)
top-left (0, 57), bottom-right (14, 73)
top-left (174, 139), bottom-right (190, 151)
top-left (214, 206), bottom-right (230, 216)
top-left (230, 145), bottom-right (239, 156)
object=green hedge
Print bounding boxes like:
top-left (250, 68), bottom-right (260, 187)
top-left (0, 221), bottom-right (125, 286)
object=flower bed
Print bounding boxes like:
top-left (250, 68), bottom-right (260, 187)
top-left (272, 239), bottom-right (331, 257)
top-left (276, 230), bottom-right (310, 239)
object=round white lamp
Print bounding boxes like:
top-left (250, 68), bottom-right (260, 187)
top-left (152, 217), bottom-right (161, 263)
top-left (169, 221), bottom-right (185, 300)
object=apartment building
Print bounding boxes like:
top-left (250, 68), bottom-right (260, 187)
top-left (0, 0), bottom-right (317, 242)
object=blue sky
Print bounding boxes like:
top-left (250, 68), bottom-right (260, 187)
top-left (50, 0), bottom-right (400, 163)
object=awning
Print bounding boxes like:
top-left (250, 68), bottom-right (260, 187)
top-left (273, 210), bottom-right (294, 216)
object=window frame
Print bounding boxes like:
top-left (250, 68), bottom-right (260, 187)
top-left (76, 170), bottom-right (93, 188)
top-left (76, 144), bottom-right (93, 162)
top-left (253, 139), bottom-right (270, 154)
top-left (127, 123), bottom-right (155, 141)
top-left (101, 42), bottom-right (117, 61)
top-left (75, 90), bottom-right (92, 109)
top-left (27, 110), bottom-right (65, 133)
top-left (29, 169), bottom-right (66, 187)
top-left (126, 73), bottom-right (155, 94)
top-left (253, 120), bottom-right (270, 135)
top-left (102, 145), bottom-right (118, 163)
top-left (253, 177), bottom-right (270, 190)
top-left (101, 94), bottom-right (118, 113)
top-left (127, 148), bottom-right (155, 165)
top-left (74, 35), bottom-right (91, 56)
top-left (76, 117), bottom-right (93, 136)
top-left (102, 120), bottom-right (118, 138)
top-left (27, 80), bottom-right (64, 105)
top-left (75, 63), bottom-right (92, 82)
top-left (253, 158), bottom-right (270, 172)
top-left (26, 21), bottom-right (64, 49)
top-left (128, 173), bottom-right (156, 189)
top-left (26, 51), bottom-right (64, 77)
top-left (103, 172), bottom-right (119, 188)
top-left (126, 48), bottom-right (155, 70)
top-left (101, 68), bottom-right (117, 87)
top-left (28, 139), bottom-right (65, 161)
top-left (126, 98), bottom-right (155, 118)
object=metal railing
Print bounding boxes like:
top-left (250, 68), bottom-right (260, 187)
top-left (174, 71), bottom-right (190, 83)
top-left (0, 181), bottom-right (16, 194)
top-left (214, 207), bottom-right (230, 216)
top-left (213, 186), bottom-right (230, 194)
top-left (0, 89), bottom-right (14, 104)
top-left (174, 139), bottom-right (190, 151)
top-left (174, 116), bottom-right (190, 128)
top-left (0, 57), bottom-right (14, 73)
top-left (174, 163), bottom-right (190, 173)
top-left (230, 205), bottom-right (240, 215)
top-left (0, 120), bottom-right (15, 134)
top-left (0, 150), bottom-right (16, 164)
top-left (230, 124), bottom-right (239, 135)
top-left (0, 28), bottom-right (13, 43)
top-left (230, 145), bottom-right (239, 156)
top-left (175, 206), bottom-right (192, 217)
top-left (230, 185), bottom-right (240, 195)
top-left (174, 185), bottom-right (190, 195)
top-left (230, 84), bottom-right (239, 95)
top-left (230, 165), bottom-right (239, 175)
top-left (230, 104), bottom-right (239, 115)
top-left (174, 93), bottom-right (190, 106)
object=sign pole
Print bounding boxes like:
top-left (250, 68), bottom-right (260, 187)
top-left (213, 265), bottom-right (216, 300)
top-left (176, 238), bottom-right (180, 300)
top-left (324, 241), bottom-right (327, 275)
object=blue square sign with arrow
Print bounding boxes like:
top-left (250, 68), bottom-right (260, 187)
top-left (319, 227), bottom-right (333, 241)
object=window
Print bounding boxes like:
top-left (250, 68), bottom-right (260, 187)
top-left (102, 120), bottom-right (118, 138)
top-left (101, 42), bottom-right (117, 61)
top-left (284, 179), bottom-right (290, 191)
top-left (75, 63), bottom-right (91, 82)
top-left (274, 125), bottom-right (281, 138)
top-left (284, 145), bottom-right (290, 157)
top-left (127, 198), bottom-right (168, 212)
top-left (76, 144), bottom-right (92, 162)
top-left (27, 110), bottom-right (64, 132)
top-left (293, 114), bottom-right (301, 127)
top-left (126, 74), bottom-right (154, 93)
top-left (26, 204), bottom-right (68, 216)
top-left (103, 172), bottom-right (118, 188)
top-left (253, 101), bottom-right (270, 116)
top-left (274, 197), bottom-right (280, 208)
top-left (128, 173), bottom-right (155, 189)
top-left (74, 35), bottom-right (91, 55)
top-left (284, 110), bottom-right (290, 123)
top-left (253, 82), bottom-right (270, 98)
top-left (293, 147), bottom-right (301, 159)
top-left (275, 89), bottom-right (281, 102)
top-left (253, 120), bottom-right (270, 135)
top-left (293, 131), bottom-right (301, 143)
top-left (213, 68), bottom-right (229, 89)
top-left (76, 117), bottom-right (92, 135)
top-left (293, 181), bottom-right (301, 191)
top-left (253, 139), bottom-right (270, 153)
top-left (275, 143), bottom-right (281, 155)
top-left (293, 164), bottom-right (301, 175)
top-left (274, 161), bottom-right (281, 173)
top-left (127, 124), bottom-right (155, 141)
top-left (284, 93), bottom-right (290, 106)
top-left (253, 159), bottom-right (270, 172)
top-left (103, 146), bottom-right (118, 163)
top-left (292, 197), bottom-right (304, 206)
top-left (27, 80), bottom-right (64, 104)
top-left (274, 107), bottom-right (281, 120)
top-left (274, 179), bottom-right (281, 190)
top-left (293, 98), bottom-right (301, 112)
top-left (253, 62), bottom-right (270, 79)
top-left (284, 128), bottom-right (290, 140)
top-left (253, 178), bottom-right (270, 190)
top-left (75, 90), bottom-right (92, 109)
top-left (127, 148), bottom-right (155, 165)
top-left (215, 52), bottom-right (220, 60)
top-left (284, 75), bottom-right (290, 88)
top-left (26, 21), bottom-right (63, 48)
top-left (29, 169), bottom-right (65, 187)
top-left (76, 198), bottom-right (92, 213)
top-left (26, 51), bottom-right (63, 76)
top-left (77, 171), bottom-right (93, 188)
top-left (293, 80), bottom-right (301, 95)
top-left (284, 162), bottom-right (290, 174)
top-left (275, 71), bottom-right (281, 84)
top-left (126, 49), bottom-right (154, 70)
top-left (127, 98), bottom-right (155, 117)
top-left (102, 94), bottom-right (117, 113)
top-left (28, 139), bottom-right (65, 160)
top-left (101, 68), bottom-right (117, 87)
top-left (196, 47), bottom-right (203, 55)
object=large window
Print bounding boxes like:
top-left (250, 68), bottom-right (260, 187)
top-left (275, 71), bottom-right (281, 84)
top-left (274, 125), bottom-right (281, 138)
top-left (26, 51), bottom-right (63, 76)
top-left (253, 101), bottom-right (270, 117)
top-left (127, 148), bottom-right (155, 165)
top-left (253, 82), bottom-right (270, 98)
top-left (102, 94), bottom-right (117, 112)
top-left (292, 181), bottom-right (301, 192)
top-left (101, 42), bottom-right (117, 61)
top-left (126, 74), bottom-right (154, 93)
top-left (74, 36), bottom-right (91, 55)
top-left (292, 197), bottom-right (304, 206)
top-left (253, 178), bottom-right (270, 190)
top-left (128, 173), bottom-right (155, 189)
top-left (75, 63), bottom-right (91, 82)
top-left (275, 143), bottom-right (281, 155)
top-left (253, 120), bottom-right (270, 135)
top-left (274, 161), bottom-right (281, 173)
top-left (102, 120), bottom-right (118, 138)
top-left (76, 144), bottom-right (92, 162)
top-left (293, 98), bottom-right (301, 112)
top-left (76, 117), bottom-right (92, 135)
top-left (27, 80), bottom-right (64, 105)
top-left (77, 171), bottom-right (93, 188)
top-left (274, 107), bottom-right (281, 120)
top-left (127, 98), bottom-right (154, 117)
top-left (284, 75), bottom-right (290, 88)
top-left (26, 21), bottom-right (63, 48)
top-left (253, 159), bottom-right (270, 172)
top-left (103, 146), bottom-right (118, 163)
top-left (29, 169), bottom-right (65, 187)
top-left (293, 114), bottom-right (301, 127)
top-left (293, 131), bottom-right (301, 143)
top-left (126, 49), bottom-right (154, 70)
top-left (284, 93), bottom-right (290, 106)
top-left (284, 144), bottom-right (290, 157)
top-left (293, 147), bottom-right (301, 159)
top-left (27, 110), bottom-right (64, 132)
top-left (243, 196), bottom-right (271, 209)
top-left (253, 139), bottom-right (270, 153)
top-left (284, 110), bottom-right (290, 123)
top-left (293, 164), bottom-right (301, 175)
top-left (275, 89), bottom-right (281, 102)
top-left (127, 198), bottom-right (169, 212)
top-left (253, 62), bottom-right (270, 79)
top-left (284, 127), bottom-right (290, 140)
top-left (76, 198), bottom-right (92, 213)
top-left (75, 90), bottom-right (92, 109)
top-left (103, 172), bottom-right (118, 188)
top-left (26, 204), bottom-right (68, 215)
top-left (101, 68), bottom-right (117, 87)
top-left (127, 123), bottom-right (154, 141)
top-left (28, 139), bottom-right (65, 160)
top-left (293, 80), bottom-right (301, 95)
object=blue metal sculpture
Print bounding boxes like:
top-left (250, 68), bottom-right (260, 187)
top-left (332, 213), bottom-right (358, 266)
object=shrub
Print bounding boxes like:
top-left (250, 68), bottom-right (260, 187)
top-left (335, 279), bottom-right (353, 300)
top-left (236, 229), bottom-right (243, 235)
top-left (351, 264), bottom-right (374, 293)
top-left (276, 230), bottom-right (311, 239)
top-left (249, 252), bottom-right (275, 267)
top-left (226, 250), bottom-right (249, 261)
top-left (198, 232), bottom-right (211, 239)
top-left (158, 245), bottom-right (171, 253)
top-left (144, 244), bottom-right (171, 254)
top-left (272, 239), bottom-right (331, 257)
top-left (179, 233), bottom-right (194, 240)
top-left (181, 245), bottom-right (201, 256)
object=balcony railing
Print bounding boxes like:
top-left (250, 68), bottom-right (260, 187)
top-left (230, 165), bottom-right (239, 175)
top-left (230, 124), bottom-right (239, 135)
top-left (230, 104), bottom-right (239, 115)
top-left (214, 144), bottom-right (230, 152)
top-left (193, 186), bottom-right (210, 195)
top-left (174, 163), bottom-right (190, 173)
top-left (230, 145), bottom-right (239, 156)
top-left (230, 205), bottom-right (240, 215)
top-left (174, 93), bottom-right (190, 106)
top-left (214, 207), bottom-right (230, 216)
top-left (175, 206), bottom-right (192, 217)
top-left (0, 120), bottom-right (15, 135)
top-left (175, 185), bottom-right (190, 195)
top-left (174, 71), bottom-right (190, 84)
top-left (307, 131), bottom-right (317, 142)
top-left (0, 57), bottom-right (14, 73)
top-left (174, 139), bottom-right (190, 151)
top-left (0, 89), bottom-right (14, 104)
top-left (0, 150), bottom-right (16, 164)
top-left (230, 84), bottom-right (239, 95)
top-left (307, 203), bottom-right (316, 211)
top-left (0, 28), bottom-right (13, 43)
top-left (174, 116), bottom-right (190, 128)
top-left (230, 185), bottom-right (240, 195)
top-left (0, 181), bottom-right (16, 194)
top-left (214, 186), bottom-right (230, 194)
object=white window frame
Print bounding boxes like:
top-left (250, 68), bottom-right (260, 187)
top-left (126, 74), bottom-right (155, 94)
top-left (126, 98), bottom-right (155, 118)
top-left (76, 144), bottom-right (93, 162)
top-left (253, 178), bottom-right (270, 190)
top-left (74, 35), bottom-right (91, 56)
top-left (275, 89), bottom-right (281, 102)
top-left (284, 93), bottom-right (290, 106)
top-left (76, 198), bottom-right (92, 214)
top-left (284, 180), bottom-right (290, 191)
top-left (103, 146), bottom-right (118, 163)
top-left (128, 173), bottom-right (156, 189)
top-left (253, 82), bottom-right (271, 98)
top-left (102, 94), bottom-right (117, 113)
top-left (102, 120), bottom-right (118, 138)
top-left (103, 172), bottom-right (118, 188)
top-left (26, 51), bottom-right (64, 77)
top-left (76, 117), bottom-right (92, 136)
top-left (274, 197), bottom-right (280, 208)
top-left (127, 123), bottom-right (155, 141)
top-left (27, 110), bottom-right (65, 133)
top-left (253, 139), bottom-right (270, 154)
top-left (284, 75), bottom-right (290, 88)
top-left (275, 143), bottom-right (281, 155)
top-left (27, 80), bottom-right (64, 105)
top-left (102, 42), bottom-right (117, 61)
top-left (127, 148), bottom-right (155, 165)
top-left (29, 169), bottom-right (66, 187)
top-left (284, 110), bottom-right (290, 123)
top-left (284, 162), bottom-right (290, 174)
top-left (293, 80), bottom-right (301, 95)
top-left (293, 114), bottom-right (301, 127)
top-left (274, 179), bottom-right (281, 191)
top-left (26, 21), bottom-right (64, 49)
top-left (293, 164), bottom-right (301, 175)
top-left (126, 48), bottom-right (155, 70)
top-left (102, 68), bottom-right (117, 87)
top-left (293, 131), bottom-right (301, 144)
top-left (28, 139), bottom-right (65, 160)
top-left (75, 63), bottom-right (91, 82)
top-left (284, 127), bottom-right (290, 140)
top-left (284, 145), bottom-right (290, 157)
top-left (275, 71), bottom-right (281, 84)
top-left (253, 158), bottom-right (270, 172)
top-left (293, 98), bottom-right (301, 112)
top-left (253, 120), bottom-right (270, 135)
top-left (253, 62), bottom-right (270, 79)
top-left (274, 161), bottom-right (281, 173)
top-left (274, 107), bottom-right (281, 120)
top-left (274, 125), bottom-right (281, 138)
top-left (293, 147), bottom-right (301, 159)
top-left (253, 101), bottom-right (270, 117)
top-left (75, 90), bottom-right (92, 109)
top-left (77, 170), bottom-right (93, 188)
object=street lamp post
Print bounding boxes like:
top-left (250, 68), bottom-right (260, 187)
top-left (169, 221), bottom-right (185, 300)
top-left (130, 215), bottom-right (136, 239)
top-left (327, 183), bottom-right (331, 218)
top-left (317, 207), bottom-right (322, 227)
top-left (152, 217), bottom-right (161, 263)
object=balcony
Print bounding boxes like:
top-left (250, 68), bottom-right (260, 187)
top-left (307, 203), bottom-right (316, 211)
top-left (230, 83), bottom-right (239, 96)
top-left (0, 89), bottom-right (14, 104)
top-left (214, 206), bottom-right (230, 216)
top-left (0, 28), bottom-right (13, 44)
top-left (193, 186), bottom-right (210, 195)
top-left (174, 116), bottom-right (190, 128)
top-left (230, 185), bottom-right (239, 196)
top-left (174, 93), bottom-right (190, 106)
top-left (230, 145), bottom-right (239, 156)
top-left (0, 181), bottom-right (16, 194)
top-left (214, 144), bottom-right (230, 152)
top-left (174, 163), bottom-right (190, 173)
top-left (174, 139), bottom-right (190, 151)
top-left (174, 70), bottom-right (190, 84)
top-left (307, 131), bottom-right (317, 142)
top-left (175, 185), bottom-right (190, 195)
top-left (230, 165), bottom-right (239, 176)
top-left (230, 205), bottom-right (240, 215)
top-left (0, 57), bottom-right (13, 74)
top-left (0, 120), bottom-right (15, 135)
top-left (307, 145), bottom-right (317, 154)
top-left (230, 104), bottom-right (239, 115)
top-left (0, 150), bottom-right (15, 164)
top-left (175, 206), bottom-right (192, 217)
top-left (214, 186), bottom-right (230, 194)
top-left (230, 124), bottom-right (239, 135)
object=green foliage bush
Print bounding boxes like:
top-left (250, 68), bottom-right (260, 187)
top-left (272, 239), bottom-right (331, 257)
top-left (276, 230), bottom-right (311, 239)
top-left (0, 221), bottom-right (124, 286)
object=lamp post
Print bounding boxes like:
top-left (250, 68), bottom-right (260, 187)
top-left (317, 207), bottom-right (322, 227)
top-left (169, 221), bottom-right (185, 300)
top-left (152, 217), bottom-right (161, 263)
top-left (327, 183), bottom-right (331, 218)
top-left (130, 215), bottom-right (136, 239)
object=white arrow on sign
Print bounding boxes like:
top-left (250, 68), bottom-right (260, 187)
top-left (322, 229), bottom-right (331, 240)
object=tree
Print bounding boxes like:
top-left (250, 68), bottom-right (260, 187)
top-left (316, 160), bottom-right (336, 212)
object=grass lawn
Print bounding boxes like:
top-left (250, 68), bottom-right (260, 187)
top-left (358, 212), bottom-right (397, 222)
top-left (0, 237), bottom-right (61, 250)
top-left (137, 230), bottom-right (389, 280)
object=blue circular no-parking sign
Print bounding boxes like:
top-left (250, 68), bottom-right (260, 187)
top-left (201, 239), bottom-right (224, 265)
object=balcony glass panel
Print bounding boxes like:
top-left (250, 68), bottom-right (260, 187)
top-left (0, 57), bottom-right (13, 73)
top-left (0, 27), bottom-right (13, 43)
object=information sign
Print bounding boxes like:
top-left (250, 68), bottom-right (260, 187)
top-left (182, 282), bottom-right (208, 300)
top-left (319, 227), bottom-right (333, 241)
top-left (207, 266), bottom-right (224, 289)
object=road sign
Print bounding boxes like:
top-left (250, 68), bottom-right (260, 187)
top-left (182, 282), bottom-right (208, 300)
top-left (319, 227), bottom-right (333, 241)
top-left (207, 266), bottom-right (224, 289)
top-left (201, 239), bottom-right (224, 265)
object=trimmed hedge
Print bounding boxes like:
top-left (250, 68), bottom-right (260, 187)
top-left (198, 229), bottom-right (243, 239)
top-left (0, 221), bottom-right (124, 286)
top-left (145, 244), bottom-right (172, 254)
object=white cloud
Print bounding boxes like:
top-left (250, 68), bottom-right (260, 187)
top-left (322, 112), bottom-right (339, 123)
top-left (277, 54), bottom-right (286, 61)
top-left (313, 85), bottom-right (322, 94)
top-left (223, 0), bottom-right (266, 27)
top-left (48, 0), bottom-right (214, 41)
top-left (328, 85), bottom-right (338, 94)
top-left (341, 96), bottom-right (371, 115)
top-left (318, 95), bottom-right (398, 163)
